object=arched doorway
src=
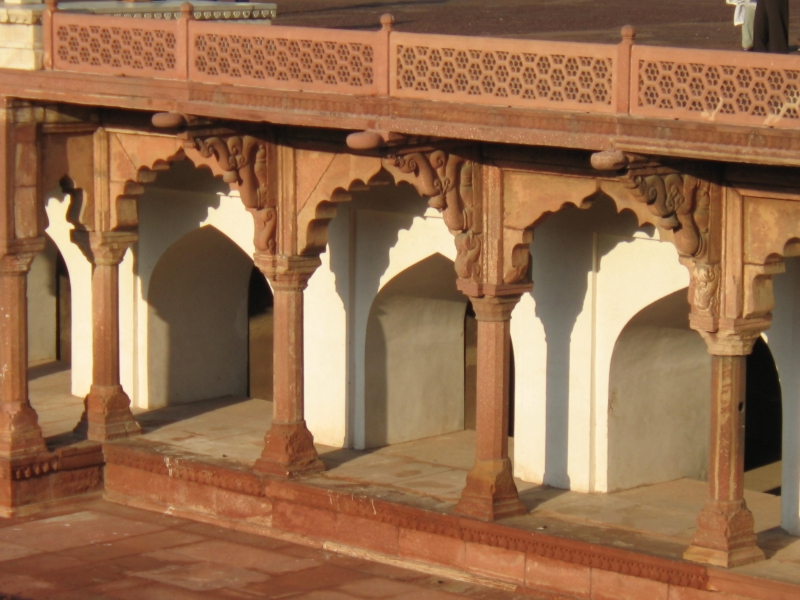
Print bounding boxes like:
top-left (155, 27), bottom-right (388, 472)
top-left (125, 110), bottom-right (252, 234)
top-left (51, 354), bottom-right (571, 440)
top-left (147, 226), bottom-right (256, 407)
top-left (364, 253), bottom-right (469, 448)
top-left (744, 337), bottom-right (783, 496)
top-left (607, 288), bottom-right (711, 492)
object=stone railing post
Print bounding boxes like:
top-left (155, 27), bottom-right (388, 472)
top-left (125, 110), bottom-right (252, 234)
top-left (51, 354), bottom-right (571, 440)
top-left (71, 230), bottom-right (140, 441)
top-left (455, 290), bottom-right (527, 521)
top-left (253, 254), bottom-right (325, 478)
top-left (616, 25), bottom-right (636, 115)
top-left (684, 330), bottom-right (766, 568)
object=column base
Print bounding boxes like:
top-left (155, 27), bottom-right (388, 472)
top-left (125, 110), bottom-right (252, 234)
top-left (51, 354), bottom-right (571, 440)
top-left (254, 420), bottom-right (325, 478)
top-left (74, 385), bottom-right (141, 442)
top-left (0, 401), bottom-right (47, 458)
top-left (455, 458), bottom-right (527, 521)
top-left (684, 499), bottom-right (766, 568)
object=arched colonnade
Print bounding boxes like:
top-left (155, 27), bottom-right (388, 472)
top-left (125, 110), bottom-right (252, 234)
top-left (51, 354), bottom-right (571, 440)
top-left (1, 109), bottom-right (799, 570)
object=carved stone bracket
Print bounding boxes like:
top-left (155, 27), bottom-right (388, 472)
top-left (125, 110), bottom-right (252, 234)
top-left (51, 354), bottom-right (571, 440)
top-left (185, 133), bottom-right (277, 254)
top-left (622, 157), bottom-right (721, 332)
top-left (624, 164), bottom-right (711, 260)
top-left (383, 149), bottom-right (481, 282)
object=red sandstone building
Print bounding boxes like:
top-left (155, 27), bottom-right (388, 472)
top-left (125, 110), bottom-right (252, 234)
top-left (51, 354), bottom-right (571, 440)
top-left (0, 1), bottom-right (799, 599)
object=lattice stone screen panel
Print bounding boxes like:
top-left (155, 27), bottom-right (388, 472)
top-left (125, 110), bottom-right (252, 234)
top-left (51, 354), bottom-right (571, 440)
top-left (52, 12), bottom-right (182, 78)
top-left (189, 22), bottom-right (386, 95)
top-left (632, 45), bottom-right (800, 128)
top-left (390, 33), bottom-right (618, 113)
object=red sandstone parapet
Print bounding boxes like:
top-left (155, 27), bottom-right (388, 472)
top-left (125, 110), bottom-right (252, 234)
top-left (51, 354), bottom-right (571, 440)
top-left (40, 8), bottom-right (800, 130)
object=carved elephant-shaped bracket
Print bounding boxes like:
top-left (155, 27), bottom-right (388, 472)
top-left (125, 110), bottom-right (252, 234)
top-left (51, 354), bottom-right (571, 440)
top-left (185, 134), bottom-right (277, 253)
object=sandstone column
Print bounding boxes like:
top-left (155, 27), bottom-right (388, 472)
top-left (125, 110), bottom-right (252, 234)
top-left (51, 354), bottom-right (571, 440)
top-left (684, 334), bottom-right (765, 568)
top-left (0, 99), bottom-right (47, 458)
top-left (0, 247), bottom-right (48, 458)
top-left (455, 293), bottom-right (527, 521)
top-left (72, 230), bottom-right (140, 441)
top-left (254, 256), bottom-right (325, 478)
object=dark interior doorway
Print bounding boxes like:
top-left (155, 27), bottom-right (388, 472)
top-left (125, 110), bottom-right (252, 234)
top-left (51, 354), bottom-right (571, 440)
top-left (744, 337), bottom-right (783, 495)
top-left (248, 266), bottom-right (274, 400)
top-left (56, 252), bottom-right (71, 364)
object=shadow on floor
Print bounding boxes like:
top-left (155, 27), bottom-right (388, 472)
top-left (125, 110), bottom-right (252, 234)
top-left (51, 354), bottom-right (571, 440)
top-left (135, 395), bottom-right (255, 433)
top-left (28, 360), bottom-right (70, 381)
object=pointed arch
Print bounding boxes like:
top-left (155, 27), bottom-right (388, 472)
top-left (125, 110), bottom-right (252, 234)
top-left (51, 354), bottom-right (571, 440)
top-left (146, 225), bottom-right (254, 408)
top-left (364, 253), bottom-right (468, 448)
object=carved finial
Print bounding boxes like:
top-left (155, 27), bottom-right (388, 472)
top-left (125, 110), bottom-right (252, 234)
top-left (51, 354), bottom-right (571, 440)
top-left (380, 13), bottom-right (394, 31)
top-left (346, 130), bottom-right (408, 150)
top-left (621, 25), bottom-right (636, 42)
top-left (591, 150), bottom-right (629, 171)
top-left (151, 112), bottom-right (187, 129)
top-left (180, 2), bottom-right (194, 17)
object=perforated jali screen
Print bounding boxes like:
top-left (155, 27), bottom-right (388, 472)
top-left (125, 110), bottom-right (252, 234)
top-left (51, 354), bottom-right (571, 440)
top-left (632, 46), bottom-right (800, 128)
top-left (189, 23), bottom-right (384, 95)
top-left (390, 33), bottom-right (618, 113)
top-left (52, 13), bottom-right (180, 78)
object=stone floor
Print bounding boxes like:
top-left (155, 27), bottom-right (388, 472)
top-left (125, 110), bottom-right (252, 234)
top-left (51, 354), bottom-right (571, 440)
top-left (0, 498), bottom-right (534, 600)
top-left (26, 364), bottom-right (800, 589)
top-left (272, 0), bottom-right (800, 51)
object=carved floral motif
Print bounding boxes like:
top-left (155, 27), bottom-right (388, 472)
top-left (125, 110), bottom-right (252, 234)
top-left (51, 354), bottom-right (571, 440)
top-left (188, 135), bottom-right (277, 254)
top-left (385, 151), bottom-right (481, 280)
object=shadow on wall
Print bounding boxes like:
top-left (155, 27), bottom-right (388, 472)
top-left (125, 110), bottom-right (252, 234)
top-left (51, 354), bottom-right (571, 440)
top-left (364, 253), bottom-right (468, 448)
top-left (28, 235), bottom-right (71, 366)
top-left (147, 226), bottom-right (254, 408)
top-left (607, 287), bottom-right (711, 492)
top-left (324, 178), bottom-right (433, 448)
top-left (531, 193), bottom-right (649, 490)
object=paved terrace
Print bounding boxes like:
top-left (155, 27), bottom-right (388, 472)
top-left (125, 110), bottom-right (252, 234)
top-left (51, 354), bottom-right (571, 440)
top-left (0, 498), bottom-right (532, 599)
top-left (26, 365), bottom-right (800, 596)
top-left (273, 0), bottom-right (800, 50)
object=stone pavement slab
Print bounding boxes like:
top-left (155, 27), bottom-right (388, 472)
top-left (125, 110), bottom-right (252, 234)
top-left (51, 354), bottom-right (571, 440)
top-left (0, 499), bottom-right (537, 600)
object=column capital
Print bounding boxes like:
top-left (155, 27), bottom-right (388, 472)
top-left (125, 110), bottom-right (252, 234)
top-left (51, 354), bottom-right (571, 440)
top-left (457, 280), bottom-right (531, 322)
top-left (71, 231), bottom-right (137, 267)
top-left (254, 252), bottom-right (321, 291)
top-left (0, 238), bottom-right (46, 274)
top-left (698, 318), bottom-right (770, 356)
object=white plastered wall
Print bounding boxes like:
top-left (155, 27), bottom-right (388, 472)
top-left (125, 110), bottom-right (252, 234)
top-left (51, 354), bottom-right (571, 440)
top-left (303, 185), bottom-right (457, 449)
top-left (128, 170), bottom-right (257, 409)
top-left (606, 289), bottom-right (710, 491)
top-left (511, 201), bottom-right (690, 493)
top-left (364, 253), bottom-right (466, 448)
top-left (766, 258), bottom-right (800, 535)
top-left (43, 193), bottom-right (93, 396)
